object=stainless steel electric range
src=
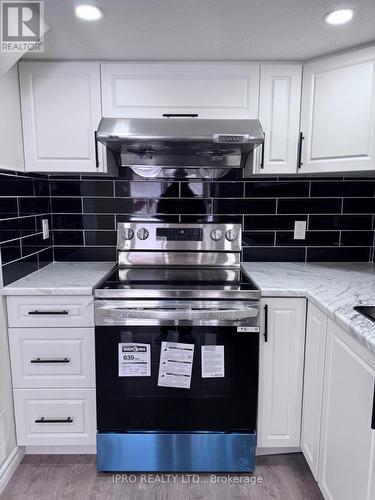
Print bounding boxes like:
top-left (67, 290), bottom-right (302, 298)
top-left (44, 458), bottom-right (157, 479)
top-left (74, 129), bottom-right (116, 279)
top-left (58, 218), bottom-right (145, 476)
top-left (94, 222), bottom-right (260, 472)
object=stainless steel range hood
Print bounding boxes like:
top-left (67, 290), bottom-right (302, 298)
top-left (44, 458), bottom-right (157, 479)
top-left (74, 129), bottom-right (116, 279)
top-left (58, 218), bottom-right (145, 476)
top-left (96, 117), bottom-right (263, 178)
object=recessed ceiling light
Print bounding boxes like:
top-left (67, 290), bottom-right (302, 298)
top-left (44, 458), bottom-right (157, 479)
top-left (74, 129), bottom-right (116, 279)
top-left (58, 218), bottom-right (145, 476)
top-left (324, 8), bottom-right (354, 25)
top-left (75, 4), bottom-right (104, 21)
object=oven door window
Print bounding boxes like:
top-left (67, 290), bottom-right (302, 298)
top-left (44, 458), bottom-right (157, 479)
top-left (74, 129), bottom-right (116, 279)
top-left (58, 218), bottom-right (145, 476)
top-left (95, 326), bottom-right (259, 432)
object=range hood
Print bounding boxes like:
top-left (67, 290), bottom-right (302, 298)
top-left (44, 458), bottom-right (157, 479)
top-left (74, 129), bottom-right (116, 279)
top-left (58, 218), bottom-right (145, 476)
top-left (96, 117), bottom-right (263, 178)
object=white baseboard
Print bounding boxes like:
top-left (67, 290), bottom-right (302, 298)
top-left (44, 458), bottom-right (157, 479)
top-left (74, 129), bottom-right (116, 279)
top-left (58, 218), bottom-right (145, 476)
top-left (0, 446), bottom-right (25, 495)
top-left (25, 444), bottom-right (96, 455)
top-left (256, 447), bottom-right (301, 456)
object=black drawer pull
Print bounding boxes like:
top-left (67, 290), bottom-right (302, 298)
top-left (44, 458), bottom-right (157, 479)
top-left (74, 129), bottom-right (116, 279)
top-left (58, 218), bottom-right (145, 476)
top-left (28, 310), bottom-right (69, 315)
top-left (31, 357), bottom-right (70, 364)
top-left (35, 417), bottom-right (73, 424)
top-left (264, 304), bottom-right (268, 343)
top-left (162, 113), bottom-right (198, 118)
top-left (372, 379), bottom-right (375, 430)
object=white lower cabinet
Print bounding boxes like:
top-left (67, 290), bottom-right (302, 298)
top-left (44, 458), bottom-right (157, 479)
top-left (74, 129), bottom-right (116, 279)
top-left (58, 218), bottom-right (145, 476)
top-left (6, 295), bottom-right (97, 449)
top-left (13, 388), bottom-right (96, 446)
top-left (301, 302), bottom-right (327, 479)
top-left (9, 328), bottom-right (95, 388)
top-left (318, 319), bottom-right (375, 500)
top-left (257, 297), bottom-right (306, 448)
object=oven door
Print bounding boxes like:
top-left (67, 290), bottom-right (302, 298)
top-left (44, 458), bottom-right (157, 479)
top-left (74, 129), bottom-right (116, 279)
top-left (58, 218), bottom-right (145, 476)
top-left (95, 300), bottom-right (259, 433)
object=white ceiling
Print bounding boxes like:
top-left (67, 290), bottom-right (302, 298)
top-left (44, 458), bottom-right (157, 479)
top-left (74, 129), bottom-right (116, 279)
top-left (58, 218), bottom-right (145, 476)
top-left (24, 0), bottom-right (375, 61)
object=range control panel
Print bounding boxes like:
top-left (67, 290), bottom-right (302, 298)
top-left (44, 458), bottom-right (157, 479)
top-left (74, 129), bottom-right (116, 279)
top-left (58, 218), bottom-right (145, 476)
top-left (156, 227), bottom-right (203, 241)
top-left (117, 223), bottom-right (242, 252)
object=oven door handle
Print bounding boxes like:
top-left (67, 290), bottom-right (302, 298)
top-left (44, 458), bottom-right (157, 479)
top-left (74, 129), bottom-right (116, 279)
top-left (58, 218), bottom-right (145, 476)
top-left (97, 306), bottom-right (259, 321)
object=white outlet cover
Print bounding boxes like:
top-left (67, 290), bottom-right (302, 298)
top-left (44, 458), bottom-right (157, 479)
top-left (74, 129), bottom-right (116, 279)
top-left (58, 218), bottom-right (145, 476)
top-left (294, 220), bottom-right (307, 240)
top-left (42, 219), bottom-right (49, 240)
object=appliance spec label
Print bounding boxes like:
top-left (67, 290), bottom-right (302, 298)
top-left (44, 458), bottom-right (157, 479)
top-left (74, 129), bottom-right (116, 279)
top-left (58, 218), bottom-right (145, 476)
top-left (158, 342), bottom-right (194, 389)
top-left (237, 326), bottom-right (260, 333)
top-left (201, 345), bottom-right (225, 378)
top-left (118, 343), bottom-right (151, 377)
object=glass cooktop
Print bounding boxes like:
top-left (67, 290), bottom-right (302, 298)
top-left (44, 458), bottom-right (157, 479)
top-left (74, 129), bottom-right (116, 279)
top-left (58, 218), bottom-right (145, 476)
top-left (96, 267), bottom-right (258, 291)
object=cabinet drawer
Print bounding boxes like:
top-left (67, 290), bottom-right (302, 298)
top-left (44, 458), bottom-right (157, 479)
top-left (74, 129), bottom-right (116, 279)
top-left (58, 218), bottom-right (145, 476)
top-left (9, 328), bottom-right (95, 388)
top-left (13, 388), bottom-right (96, 446)
top-left (7, 296), bottom-right (94, 328)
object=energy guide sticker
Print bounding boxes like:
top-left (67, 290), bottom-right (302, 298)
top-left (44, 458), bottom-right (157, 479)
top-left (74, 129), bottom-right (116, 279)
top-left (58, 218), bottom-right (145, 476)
top-left (158, 342), bottom-right (194, 389)
top-left (118, 343), bottom-right (151, 377)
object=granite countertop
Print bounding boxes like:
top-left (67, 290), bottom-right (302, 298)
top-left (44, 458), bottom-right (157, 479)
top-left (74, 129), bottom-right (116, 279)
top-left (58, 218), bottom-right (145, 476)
top-left (2, 262), bottom-right (115, 296)
top-left (241, 262), bottom-right (375, 355)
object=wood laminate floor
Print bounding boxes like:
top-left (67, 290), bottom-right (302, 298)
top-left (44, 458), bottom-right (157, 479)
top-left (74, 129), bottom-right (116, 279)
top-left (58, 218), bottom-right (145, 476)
top-left (1, 453), bottom-right (323, 500)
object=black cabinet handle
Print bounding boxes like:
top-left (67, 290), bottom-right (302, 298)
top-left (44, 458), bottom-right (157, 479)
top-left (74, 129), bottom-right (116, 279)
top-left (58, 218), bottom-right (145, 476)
top-left (35, 417), bottom-right (73, 424)
top-left (31, 357), bottom-right (70, 364)
top-left (28, 310), bottom-right (69, 315)
top-left (297, 132), bottom-right (304, 169)
top-left (264, 304), bottom-right (268, 342)
top-left (94, 130), bottom-right (99, 168)
top-left (372, 379), bottom-right (375, 430)
top-left (260, 133), bottom-right (265, 169)
top-left (162, 113), bottom-right (198, 118)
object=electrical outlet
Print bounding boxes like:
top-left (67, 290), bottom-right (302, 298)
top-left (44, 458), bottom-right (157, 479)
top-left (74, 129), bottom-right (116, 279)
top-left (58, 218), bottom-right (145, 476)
top-left (294, 220), bottom-right (306, 240)
top-left (42, 219), bottom-right (49, 240)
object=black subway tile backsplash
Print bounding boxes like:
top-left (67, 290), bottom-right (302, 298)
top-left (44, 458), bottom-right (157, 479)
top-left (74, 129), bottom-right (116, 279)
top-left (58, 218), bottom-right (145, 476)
top-left (244, 215), bottom-right (307, 230)
top-left (53, 246), bottom-right (116, 262)
top-left (18, 197), bottom-right (49, 216)
top-left (243, 247), bottom-right (306, 262)
top-left (306, 247), bottom-right (371, 262)
top-left (245, 181), bottom-right (309, 198)
top-left (278, 198), bottom-right (342, 214)
top-left (2, 171), bottom-right (375, 283)
top-left (308, 215), bottom-right (373, 230)
top-left (46, 175), bottom-right (375, 266)
top-left (51, 197), bottom-right (82, 213)
top-left (276, 231), bottom-right (340, 247)
top-left (343, 198), bottom-right (375, 213)
top-left (214, 198), bottom-right (276, 214)
top-left (0, 172), bottom-right (52, 285)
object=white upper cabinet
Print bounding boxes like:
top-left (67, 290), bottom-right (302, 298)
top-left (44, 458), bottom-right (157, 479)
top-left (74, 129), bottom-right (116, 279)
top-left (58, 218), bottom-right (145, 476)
top-left (256, 64), bottom-right (302, 174)
top-left (257, 297), bottom-right (306, 448)
top-left (101, 63), bottom-right (260, 119)
top-left (319, 319), bottom-right (375, 500)
top-left (299, 46), bottom-right (375, 173)
top-left (19, 62), bottom-right (106, 173)
top-left (0, 65), bottom-right (24, 172)
top-left (301, 302), bottom-right (327, 480)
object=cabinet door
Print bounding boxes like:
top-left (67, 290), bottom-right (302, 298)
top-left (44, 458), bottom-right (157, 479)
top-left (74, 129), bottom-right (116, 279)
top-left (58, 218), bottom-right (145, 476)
top-left (300, 47), bottom-right (375, 173)
top-left (0, 65), bottom-right (24, 171)
top-left (319, 320), bottom-right (375, 500)
top-left (19, 62), bottom-right (104, 173)
top-left (301, 302), bottom-right (327, 479)
top-left (257, 298), bottom-right (306, 448)
top-left (257, 65), bottom-right (302, 174)
top-left (101, 63), bottom-right (259, 119)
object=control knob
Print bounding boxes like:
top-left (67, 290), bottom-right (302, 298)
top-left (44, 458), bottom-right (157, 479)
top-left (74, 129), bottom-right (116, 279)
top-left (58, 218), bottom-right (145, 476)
top-left (210, 228), bottom-right (223, 241)
top-left (225, 229), bottom-right (238, 241)
top-left (137, 227), bottom-right (149, 240)
top-left (123, 228), bottom-right (134, 240)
